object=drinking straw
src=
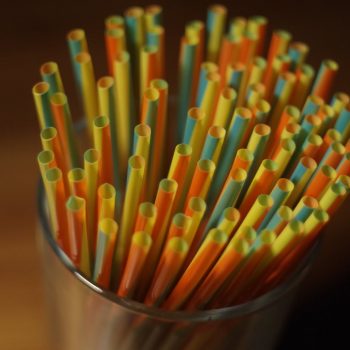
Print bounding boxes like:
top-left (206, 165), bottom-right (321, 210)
top-left (210, 107), bottom-right (251, 197)
top-left (187, 238), bottom-right (250, 310)
top-left (150, 79), bottom-right (169, 179)
top-left (264, 54), bottom-right (291, 101)
top-left (334, 105), bottom-right (350, 142)
top-left (218, 35), bottom-right (242, 83)
top-left (182, 107), bottom-right (205, 162)
top-left (137, 179), bottom-right (178, 298)
top-left (265, 29), bottom-right (292, 76)
top-left (233, 226), bottom-right (257, 245)
top-left (319, 182), bottom-right (347, 215)
top-left (74, 52), bottom-right (99, 135)
top-left (288, 114), bottom-right (322, 169)
top-left (40, 61), bottom-right (65, 95)
top-left (113, 51), bottom-right (135, 180)
top-left (113, 155), bottom-right (145, 284)
top-left (32, 82), bottom-right (54, 129)
top-left (252, 99), bottom-right (271, 124)
top-left (146, 26), bottom-right (165, 78)
top-left (105, 28), bottom-right (126, 75)
top-left (246, 57), bottom-right (267, 89)
top-left (97, 76), bottom-right (120, 189)
top-left (226, 62), bottom-right (246, 106)
top-left (246, 123), bottom-right (271, 171)
top-left (167, 144), bottom-right (192, 211)
top-left (318, 141), bottom-right (345, 169)
top-left (118, 231), bottom-right (152, 298)
top-left (244, 82), bottom-right (266, 108)
top-left (258, 178), bottom-right (294, 231)
top-left (317, 105), bottom-right (336, 136)
top-left (305, 164), bottom-right (337, 199)
top-left (140, 45), bottom-right (158, 100)
top-left (184, 159), bottom-right (216, 207)
top-left (66, 196), bottom-right (90, 276)
top-left (200, 126), bottom-right (226, 164)
top-left (243, 220), bottom-right (304, 294)
top-left (93, 116), bottom-right (113, 185)
top-left (177, 36), bottom-right (198, 140)
top-left (298, 133), bottom-right (323, 162)
top-left (133, 123), bottom-right (151, 198)
top-left (196, 62), bottom-right (219, 107)
top-left (216, 207), bottom-right (241, 237)
top-left (259, 209), bottom-right (329, 292)
top-left (145, 237), bottom-right (189, 306)
top-left (263, 205), bottom-right (293, 235)
top-left (272, 138), bottom-right (296, 178)
top-left (237, 194), bottom-right (274, 232)
top-left (40, 127), bottom-right (67, 180)
top-left (212, 87), bottom-right (237, 129)
top-left (140, 88), bottom-right (160, 199)
top-left (239, 160), bottom-right (278, 217)
top-left (162, 228), bottom-right (228, 310)
top-left (166, 213), bottom-right (192, 241)
top-left (198, 72), bottom-right (221, 135)
top-left (288, 42), bottom-right (309, 71)
top-left (67, 168), bottom-right (86, 199)
top-left (316, 128), bottom-right (342, 161)
top-left (93, 218), bottom-right (118, 288)
top-left (311, 59), bottom-right (339, 100)
top-left (105, 15), bottom-right (125, 30)
top-left (289, 64), bottom-right (315, 108)
top-left (37, 150), bottom-right (57, 187)
top-left (228, 148), bottom-right (254, 176)
top-left (287, 156), bottom-right (317, 206)
top-left (300, 95), bottom-right (324, 122)
top-left (50, 92), bottom-right (79, 169)
top-left (44, 168), bottom-right (70, 254)
top-left (274, 105), bottom-right (300, 142)
top-left (337, 152), bottom-right (350, 176)
top-left (216, 229), bottom-right (277, 307)
top-left (293, 196), bottom-right (319, 222)
top-left (67, 29), bottom-right (88, 68)
top-left (97, 183), bottom-right (116, 222)
top-left (124, 6), bottom-right (145, 90)
top-left (84, 149), bottom-right (100, 254)
top-left (144, 5), bottom-right (163, 30)
top-left (269, 72), bottom-right (296, 131)
top-left (330, 91), bottom-right (350, 116)
top-left (246, 15), bottom-right (268, 56)
top-left (206, 4), bottom-right (227, 62)
top-left (229, 16), bottom-right (246, 38)
top-left (205, 168), bottom-right (247, 232)
top-left (238, 32), bottom-right (258, 65)
top-left (134, 202), bottom-right (157, 235)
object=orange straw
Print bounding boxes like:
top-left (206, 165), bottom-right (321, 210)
top-left (162, 228), bottom-right (228, 310)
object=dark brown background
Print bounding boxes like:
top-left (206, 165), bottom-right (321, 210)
top-left (1, 0), bottom-right (350, 349)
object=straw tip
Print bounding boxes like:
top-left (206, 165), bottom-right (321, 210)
top-left (133, 231), bottom-right (152, 247)
top-left (208, 228), bottom-right (228, 244)
top-left (168, 237), bottom-right (189, 253)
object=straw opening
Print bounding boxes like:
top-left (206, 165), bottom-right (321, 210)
top-left (189, 197), bottom-right (206, 212)
top-left (98, 183), bottom-right (116, 199)
top-left (302, 196), bottom-right (319, 209)
top-left (223, 207), bottom-right (239, 221)
top-left (40, 61), bottom-right (58, 75)
top-left (209, 125), bottom-right (226, 138)
top-left (198, 159), bottom-right (215, 172)
top-left (45, 167), bottom-right (61, 182)
top-left (176, 143), bottom-right (192, 156)
top-left (125, 6), bottom-right (144, 18)
top-left (277, 178), bottom-right (294, 193)
top-left (129, 155), bottom-right (145, 169)
top-left (135, 123), bottom-right (151, 137)
top-left (257, 194), bottom-right (273, 207)
top-left (67, 29), bottom-right (85, 41)
top-left (99, 218), bottom-right (118, 235)
top-left (168, 237), bottom-right (189, 253)
top-left (66, 196), bottom-right (84, 211)
top-left (84, 149), bottom-right (99, 163)
top-left (159, 179), bottom-right (177, 193)
top-left (75, 52), bottom-right (91, 64)
top-left (133, 231), bottom-right (152, 247)
top-left (301, 156), bottom-right (317, 169)
top-left (144, 88), bottom-right (160, 101)
top-left (221, 87), bottom-right (236, 100)
top-left (94, 116), bottom-right (109, 128)
top-left (38, 150), bottom-right (54, 164)
top-left (50, 92), bottom-right (67, 106)
top-left (98, 77), bottom-right (114, 89)
top-left (41, 127), bottom-right (57, 141)
top-left (254, 124), bottom-right (271, 136)
top-left (68, 168), bottom-right (85, 182)
top-left (151, 79), bottom-right (168, 90)
top-left (33, 82), bottom-right (49, 95)
top-left (188, 107), bottom-right (205, 120)
top-left (278, 206), bottom-right (293, 221)
top-left (140, 202), bottom-right (156, 218)
top-left (173, 213), bottom-right (191, 228)
top-left (231, 168), bottom-right (247, 182)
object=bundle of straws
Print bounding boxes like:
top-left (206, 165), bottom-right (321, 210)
top-left (34, 4), bottom-right (350, 311)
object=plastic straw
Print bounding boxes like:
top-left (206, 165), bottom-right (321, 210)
top-left (32, 82), bottom-right (54, 129)
top-left (40, 61), bottom-right (65, 95)
top-left (93, 218), bottom-right (118, 288)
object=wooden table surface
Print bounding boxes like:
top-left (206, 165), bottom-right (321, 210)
top-left (1, 1), bottom-right (350, 349)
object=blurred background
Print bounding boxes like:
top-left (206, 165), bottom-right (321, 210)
top-left (1, 0), bottom-right (349, 349)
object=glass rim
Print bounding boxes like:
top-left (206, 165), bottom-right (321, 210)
top-left (37, 178), bottom-right (319, 323)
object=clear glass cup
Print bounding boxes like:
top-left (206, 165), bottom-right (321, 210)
top-left (37, 180), bottom-right (319, 350)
